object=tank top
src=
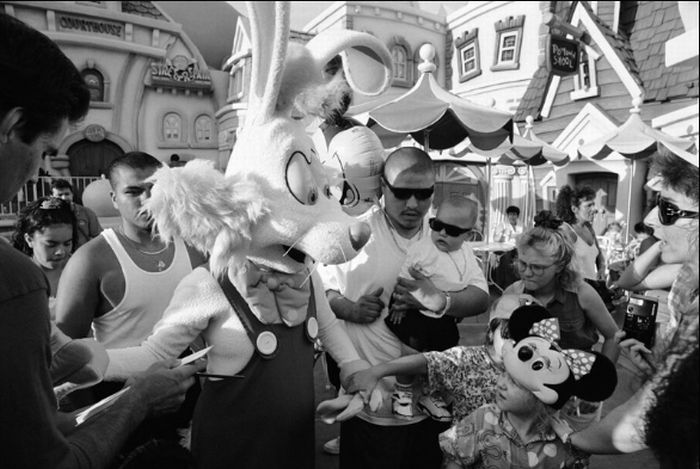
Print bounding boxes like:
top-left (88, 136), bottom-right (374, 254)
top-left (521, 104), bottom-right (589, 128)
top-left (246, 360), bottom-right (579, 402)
top-left (574, 235), bottom-right (599, 280)
top-left (92, 229), bottom-right (192, 349)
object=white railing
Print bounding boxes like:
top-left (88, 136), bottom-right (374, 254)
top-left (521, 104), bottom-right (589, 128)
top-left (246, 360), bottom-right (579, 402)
top-left (0, 176), bottom-right (101, 218)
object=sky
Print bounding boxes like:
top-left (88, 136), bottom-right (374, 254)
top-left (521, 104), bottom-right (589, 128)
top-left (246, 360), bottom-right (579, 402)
top-left (156, 2), bottom-right (468, 68)
top-left (227, 2), bottom-right (467, 30)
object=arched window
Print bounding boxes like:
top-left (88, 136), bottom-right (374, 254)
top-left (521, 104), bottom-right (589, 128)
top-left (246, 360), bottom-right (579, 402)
top-left (82, 68), bottom-right (104, 102)
top-left (391, 45), bottom-right (408, 82)
top-left (194, 115), bottom-right (213, 143)
top-left (163, 112), bottom-right (182, 142)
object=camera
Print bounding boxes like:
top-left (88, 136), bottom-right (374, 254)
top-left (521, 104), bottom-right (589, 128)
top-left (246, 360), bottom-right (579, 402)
top-left (623, 294), bottom-right (658, 349)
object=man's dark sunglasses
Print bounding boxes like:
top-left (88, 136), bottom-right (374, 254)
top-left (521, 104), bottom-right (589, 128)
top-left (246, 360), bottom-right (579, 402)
top-left (656, 194), bottom-right (699, 225)
top-left (382, 177), bottom-right (434, 200)
top-left (428, 217), bottom-right (472, 237)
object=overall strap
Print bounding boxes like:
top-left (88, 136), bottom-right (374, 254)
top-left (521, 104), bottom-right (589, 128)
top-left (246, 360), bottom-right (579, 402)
top-left (218, 274), bottom-right (279, 359)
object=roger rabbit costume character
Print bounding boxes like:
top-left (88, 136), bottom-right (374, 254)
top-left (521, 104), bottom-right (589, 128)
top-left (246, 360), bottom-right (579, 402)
top-left (103, 2), bottom-right (393, 468)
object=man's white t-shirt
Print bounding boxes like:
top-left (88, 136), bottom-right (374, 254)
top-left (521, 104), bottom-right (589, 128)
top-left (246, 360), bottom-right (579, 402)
top-left (399, 238), bottom-right (488, 295)
top-left (319, 206), bottom-right (426, 366)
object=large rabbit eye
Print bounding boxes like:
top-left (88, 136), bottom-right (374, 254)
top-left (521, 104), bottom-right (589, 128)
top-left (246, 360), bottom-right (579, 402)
top-left (286, 151), bottom-right (318, 205)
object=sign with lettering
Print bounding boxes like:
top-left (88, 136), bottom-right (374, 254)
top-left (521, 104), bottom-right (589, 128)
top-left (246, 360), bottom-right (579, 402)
top-left (83, 124), bottom-right (106, 142)
top-left (546, 35), bottom-right (579, 76)
top-left (57, 14), bottom-right (124, 39)
top-left (150, 55), bottom-right (212, 91)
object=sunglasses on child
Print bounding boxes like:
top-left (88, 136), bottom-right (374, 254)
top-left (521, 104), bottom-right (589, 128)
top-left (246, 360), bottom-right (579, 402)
top-left (382, 177), bottom-right (434, 201)
top-left (656, 194), bottom-right (699, 225)
top-left (428, 217), bottom-right (472, 237)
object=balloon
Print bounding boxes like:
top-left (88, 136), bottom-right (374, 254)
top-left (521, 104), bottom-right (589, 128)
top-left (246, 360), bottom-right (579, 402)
top-left (323, 125), bottom-right (385, 216)
top-left (82, 178), bottom-right (118, 217)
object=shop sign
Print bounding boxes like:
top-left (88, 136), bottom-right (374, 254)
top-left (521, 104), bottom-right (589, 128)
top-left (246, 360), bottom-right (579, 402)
top-left (150, 55), bottom-right (212, 90)
top-left (84, 124), bottom-right (106, 142)
top-left (57, 14), bottom-right (124, 39)
top-left (546, 35), bottom-right (579, 76)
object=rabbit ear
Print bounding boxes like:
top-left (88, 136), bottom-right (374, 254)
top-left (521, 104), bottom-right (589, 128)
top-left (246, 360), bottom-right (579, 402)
top-left (245, 1), bottom-right (290, 125)
top-left (306, 30), bottom-right (393, 97)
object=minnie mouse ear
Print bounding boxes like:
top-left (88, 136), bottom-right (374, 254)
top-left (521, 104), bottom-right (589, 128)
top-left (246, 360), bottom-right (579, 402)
top-left (507, 304), bottom-right (553, 341)
top-left (571, 351), bottom-right (618, 402)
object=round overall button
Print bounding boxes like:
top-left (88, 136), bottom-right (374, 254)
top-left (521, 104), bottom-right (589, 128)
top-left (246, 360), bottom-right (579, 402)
top-left (256, 331), bottom-right (278, 357)
top-left (306, 317), bottom-right (319, 340)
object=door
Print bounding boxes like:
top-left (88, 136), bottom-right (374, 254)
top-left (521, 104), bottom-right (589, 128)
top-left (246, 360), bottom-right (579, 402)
top-left (67, 139), bottom-right (124, 177)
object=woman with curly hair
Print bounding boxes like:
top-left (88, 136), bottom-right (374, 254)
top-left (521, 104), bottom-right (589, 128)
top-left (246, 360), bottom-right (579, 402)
top-left (498, 211), bottom-right (619, 363)
top-left (552, 147), bottom-right (699, 469)
top-left (11, 197), bottom-right (77, 311)
top-left (494, 211), bottom-right (620, 434)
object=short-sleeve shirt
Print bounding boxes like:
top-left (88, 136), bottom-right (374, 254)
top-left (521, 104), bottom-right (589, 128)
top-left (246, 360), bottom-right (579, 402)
top-left (439, 404), bottom-right (583, 469)
top-left (400, 238), bottom-right (488, 294)
top-left (424, 345), bottom-right (501, 422)
top-left (503, 281), bottom-right (599, 351)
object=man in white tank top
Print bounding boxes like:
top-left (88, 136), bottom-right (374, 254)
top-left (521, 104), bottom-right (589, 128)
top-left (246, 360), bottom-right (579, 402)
top-left (55, 152), bottom-right (205, 348)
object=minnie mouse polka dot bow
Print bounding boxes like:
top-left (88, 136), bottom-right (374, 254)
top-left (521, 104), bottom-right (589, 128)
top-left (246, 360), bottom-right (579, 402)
top-left (529, 317), bottom-right (596, 380)
top-left (529, 317), bottom-right (560, 343)
top-left (561, 349), bottom-right (596, 380)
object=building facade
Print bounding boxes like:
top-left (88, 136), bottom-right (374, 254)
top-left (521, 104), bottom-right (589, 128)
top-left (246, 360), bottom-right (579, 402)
top-left (2, 0), bottom-right (229, 179)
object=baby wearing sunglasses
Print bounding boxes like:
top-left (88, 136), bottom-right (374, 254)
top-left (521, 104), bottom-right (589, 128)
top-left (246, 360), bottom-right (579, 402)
top-left (385, 196), bottom-right (488, 422)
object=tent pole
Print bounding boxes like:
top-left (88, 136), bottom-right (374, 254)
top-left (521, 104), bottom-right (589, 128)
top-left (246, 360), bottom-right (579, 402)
top-left (485, 158), bottom-right (492, 244)
top-left (626, 159), bottom-right (635, 242)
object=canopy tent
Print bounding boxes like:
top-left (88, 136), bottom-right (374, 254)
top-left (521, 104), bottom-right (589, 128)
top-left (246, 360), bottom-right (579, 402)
top-left (578, 97), bottom-right (695, 239)
top-left (442, 115), bottom-right (570, 240)
top-left (349, 44), bottom-right (513, 152)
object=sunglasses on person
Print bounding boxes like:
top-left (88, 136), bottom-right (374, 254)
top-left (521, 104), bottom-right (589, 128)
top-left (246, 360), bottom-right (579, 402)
top-left (428, 217), bottom-right (472, 237)
top-left (515, 259), bottom-right (556, 276)
top-left (382, 176), bottom-right (434, 201)
top-left (656, 194), bottom-right (699, 225)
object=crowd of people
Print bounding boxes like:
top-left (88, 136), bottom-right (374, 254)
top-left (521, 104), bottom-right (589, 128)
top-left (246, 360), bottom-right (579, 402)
top-left (1, 11), bottom-right (697, 469)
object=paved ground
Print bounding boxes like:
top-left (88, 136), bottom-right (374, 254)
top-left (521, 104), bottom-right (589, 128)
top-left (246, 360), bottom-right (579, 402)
top-left (313, 310), bottom-right (660, 469)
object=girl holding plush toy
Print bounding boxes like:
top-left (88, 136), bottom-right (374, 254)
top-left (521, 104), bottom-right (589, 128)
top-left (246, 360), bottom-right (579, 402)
top-left (439, 307), bottom-right (617, 469)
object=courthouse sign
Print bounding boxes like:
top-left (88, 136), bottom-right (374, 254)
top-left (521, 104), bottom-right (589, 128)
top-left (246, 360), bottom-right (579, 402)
top-left (56, 14), bottom-right (124, 39)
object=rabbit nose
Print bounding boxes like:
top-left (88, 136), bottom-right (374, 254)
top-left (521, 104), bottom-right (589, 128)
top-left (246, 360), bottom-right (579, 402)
top-left (349, 221), bottom-right (371, 251)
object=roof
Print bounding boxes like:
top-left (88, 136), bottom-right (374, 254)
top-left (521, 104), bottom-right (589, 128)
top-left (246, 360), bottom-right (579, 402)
top-left (513, 66), bottom-right (551, 122)
top-left (121, 1), bottom-right (166, 20)
top-left (514, 1), bottom-right (698, 122)
top-left (624, 1), bottom-right (699, 102)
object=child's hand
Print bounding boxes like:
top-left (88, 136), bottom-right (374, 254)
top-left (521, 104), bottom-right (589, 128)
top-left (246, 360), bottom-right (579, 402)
top-left (387, 308), bottom-right (405, 325)
top-left (550, 413), bottom-right (574, 441)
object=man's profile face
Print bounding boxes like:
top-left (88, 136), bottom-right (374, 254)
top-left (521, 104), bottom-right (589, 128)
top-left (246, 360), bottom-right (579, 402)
top-left (52, 187), bottom-right (73, 202)
top-left (381, 169), bottom-right (434, 232)
top-left (0, 118), bottom-right (68, 203)
top-left (110, 166), bottom-right (158, 230)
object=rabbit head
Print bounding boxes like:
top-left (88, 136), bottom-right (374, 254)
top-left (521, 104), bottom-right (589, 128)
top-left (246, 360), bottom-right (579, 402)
top-left (224, 2), bottom-right (393, 274)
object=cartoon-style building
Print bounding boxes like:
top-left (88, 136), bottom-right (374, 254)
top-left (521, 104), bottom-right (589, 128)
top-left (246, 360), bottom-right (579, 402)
top-left (1, 0), bottom-right (231, 181)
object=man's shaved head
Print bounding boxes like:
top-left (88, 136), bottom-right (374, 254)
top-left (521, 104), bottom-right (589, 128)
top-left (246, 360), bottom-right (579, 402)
top-left (383, 147), bottom-right (434, 184)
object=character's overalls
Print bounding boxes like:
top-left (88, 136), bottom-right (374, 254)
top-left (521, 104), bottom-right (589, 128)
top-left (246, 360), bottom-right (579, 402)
top-left (191, 274), bottom-right (319, 469)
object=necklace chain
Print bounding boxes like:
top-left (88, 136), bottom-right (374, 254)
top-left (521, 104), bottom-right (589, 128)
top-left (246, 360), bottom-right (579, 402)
top-left (117, 228), bottom-right (170, 256)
